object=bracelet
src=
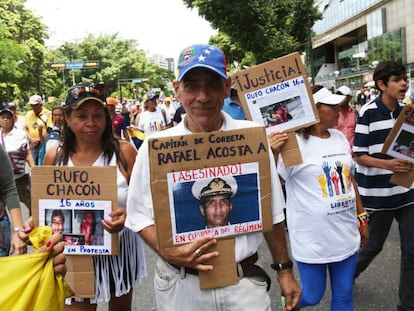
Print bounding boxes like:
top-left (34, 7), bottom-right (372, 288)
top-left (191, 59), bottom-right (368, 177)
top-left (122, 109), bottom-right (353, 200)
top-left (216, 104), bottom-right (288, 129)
top-left (271, 260), bottom-right (293, 271)
top-left (357, 211), bottom-right (369, 226)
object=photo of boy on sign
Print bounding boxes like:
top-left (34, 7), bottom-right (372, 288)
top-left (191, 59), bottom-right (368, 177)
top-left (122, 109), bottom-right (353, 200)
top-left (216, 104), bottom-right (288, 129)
top-left (38, 198), bottom-right (113, 254)
top-left (168, 168), bottom-right (263, 244)
top-left (45, 209), bottom-right (72, 234)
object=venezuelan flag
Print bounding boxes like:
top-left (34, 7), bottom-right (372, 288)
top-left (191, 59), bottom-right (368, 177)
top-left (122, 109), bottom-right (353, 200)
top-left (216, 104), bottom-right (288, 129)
top-left (128, 127), bottom-right (146, 150)
top-left (158, 91), bottom-right (166, 101)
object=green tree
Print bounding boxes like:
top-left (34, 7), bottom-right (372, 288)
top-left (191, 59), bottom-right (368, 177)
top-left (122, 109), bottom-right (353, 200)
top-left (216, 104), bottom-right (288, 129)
top-left (0, 0), bottom-right (48, 104)
top-left (183, 0), bottom-right (320, 66)
top-left (46, 34), bottom-right (175, 102)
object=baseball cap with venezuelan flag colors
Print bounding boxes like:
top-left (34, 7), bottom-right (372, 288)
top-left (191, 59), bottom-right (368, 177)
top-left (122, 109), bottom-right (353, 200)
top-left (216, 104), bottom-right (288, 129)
top-left (177, 44), bottom-right (227, 82)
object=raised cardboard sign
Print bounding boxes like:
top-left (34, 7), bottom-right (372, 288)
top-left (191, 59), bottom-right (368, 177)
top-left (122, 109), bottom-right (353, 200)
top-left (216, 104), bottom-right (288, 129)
top-left (149, 127), bottom-right (272, 288)
top-left (233, 52), bottom-right (318, 134)
top-left (31, 166), bottom-right (119, 297)
top-left (382, 104), bottom-right (414, 187)
top-left (232, 52), bottom-right (315, 166)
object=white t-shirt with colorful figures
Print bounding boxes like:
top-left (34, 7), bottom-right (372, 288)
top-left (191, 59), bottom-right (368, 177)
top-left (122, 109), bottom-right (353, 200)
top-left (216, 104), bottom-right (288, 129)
top-left (278, 129), bottom-right (360, 263)
top-left (137, 110), bottom-right (166, 136)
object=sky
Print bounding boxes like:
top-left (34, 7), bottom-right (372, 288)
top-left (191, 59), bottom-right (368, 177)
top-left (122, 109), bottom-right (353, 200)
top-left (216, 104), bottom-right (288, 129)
top-left (25, 0), bottom-right (218, 60)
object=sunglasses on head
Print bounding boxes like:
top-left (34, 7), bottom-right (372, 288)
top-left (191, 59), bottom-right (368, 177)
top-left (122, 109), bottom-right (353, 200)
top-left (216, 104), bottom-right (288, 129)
top-left (69, 83), bottom-right (104, 99)
top-left (66, 83), bottom-right (105, 108)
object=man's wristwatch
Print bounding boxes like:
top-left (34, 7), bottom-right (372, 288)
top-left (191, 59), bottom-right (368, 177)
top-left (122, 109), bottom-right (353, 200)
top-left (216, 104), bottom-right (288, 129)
top-left (271, 260), bottom-right (293, 271)
top-left (13, 227), bottom-right (21, 233)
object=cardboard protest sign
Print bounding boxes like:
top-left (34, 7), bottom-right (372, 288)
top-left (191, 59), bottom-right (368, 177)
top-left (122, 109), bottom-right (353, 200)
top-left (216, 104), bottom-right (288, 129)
top-left (31, 166), bottom-right (119, 297)
top-left (198, 238), bottom-right (238, 289)
top-left (149, 127), bottom-right (272, 288)
top-left (232, 52), bottom-right (315, 166)
top-left (382, 104), bottom-right (414, 187)
top-left (64, 256), bottom-right (95, 298)
top-left (233, 52), bottom-right (318, 133)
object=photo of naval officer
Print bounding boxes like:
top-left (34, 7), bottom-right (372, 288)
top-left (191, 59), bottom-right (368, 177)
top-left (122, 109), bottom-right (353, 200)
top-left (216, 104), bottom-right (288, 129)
top-left (192, 177), bottom-right (237, 228)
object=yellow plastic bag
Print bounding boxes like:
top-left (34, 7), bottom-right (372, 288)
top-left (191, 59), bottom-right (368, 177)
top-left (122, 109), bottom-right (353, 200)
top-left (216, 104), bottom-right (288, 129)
top-left (0, 226), bottom-right (73, 311)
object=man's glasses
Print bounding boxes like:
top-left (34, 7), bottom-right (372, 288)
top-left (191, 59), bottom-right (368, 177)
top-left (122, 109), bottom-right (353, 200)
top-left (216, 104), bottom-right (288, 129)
top-left (66, 83), bottom-right (105, 107)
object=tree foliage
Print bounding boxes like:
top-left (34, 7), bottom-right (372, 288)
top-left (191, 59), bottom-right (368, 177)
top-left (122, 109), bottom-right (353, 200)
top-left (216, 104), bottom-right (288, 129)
top-left (183, 0), bottom-right (320, 66)
top-left (0, 0), bottom-right (175, 105)
top-left (45, 34), bottom-right (175, 102)
top-left (1, 0), bottom-right (320, 105)
top-left (0, 0), bottom-right (47, 104)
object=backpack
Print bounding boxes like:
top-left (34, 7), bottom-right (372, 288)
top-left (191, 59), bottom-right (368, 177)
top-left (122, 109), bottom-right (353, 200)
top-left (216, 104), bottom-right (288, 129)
top-left (38, 130), bottom-right (60, 165)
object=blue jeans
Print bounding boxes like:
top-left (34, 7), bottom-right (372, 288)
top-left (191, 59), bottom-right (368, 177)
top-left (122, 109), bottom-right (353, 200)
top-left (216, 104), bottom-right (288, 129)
top-left (0, 214), bottom-right (11, 257)
top-left (31, 143), bottom-right (42, 165)
top-left (297, 253), bottom-right (357, 311)
top-left (355, 207), bottom-right (414, 311)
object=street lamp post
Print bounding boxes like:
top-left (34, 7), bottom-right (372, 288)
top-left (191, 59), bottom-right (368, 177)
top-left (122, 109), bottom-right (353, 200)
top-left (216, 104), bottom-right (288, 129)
top-left (334, 70), bottom-right (340, 90)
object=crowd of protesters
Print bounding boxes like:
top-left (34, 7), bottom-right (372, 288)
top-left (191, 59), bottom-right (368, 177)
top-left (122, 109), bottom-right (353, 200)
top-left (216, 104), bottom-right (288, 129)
top-left (0, 52), bottom-right (413, 311)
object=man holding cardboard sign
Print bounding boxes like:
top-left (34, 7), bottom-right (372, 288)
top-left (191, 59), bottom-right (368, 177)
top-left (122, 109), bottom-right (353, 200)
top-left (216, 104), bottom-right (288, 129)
top-left (126, 44), bottom-right (301, 311)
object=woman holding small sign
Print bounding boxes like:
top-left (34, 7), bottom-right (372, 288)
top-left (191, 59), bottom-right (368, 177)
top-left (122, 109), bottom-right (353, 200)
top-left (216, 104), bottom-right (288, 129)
top-left (43, 82), bottom-right (146, 311)
top-left (269, 85), bottom-right (369, 310)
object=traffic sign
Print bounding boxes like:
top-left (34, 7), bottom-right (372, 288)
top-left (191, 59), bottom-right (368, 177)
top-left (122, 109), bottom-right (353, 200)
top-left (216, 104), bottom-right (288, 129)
top-left (65, 62), bottom-right (84, 69)
top-left (50, 63), bottom-right (65, 69)
top-left (49, 61), bottom-right (99, 70)
top-left (84, 62), bottom-right (99, 68)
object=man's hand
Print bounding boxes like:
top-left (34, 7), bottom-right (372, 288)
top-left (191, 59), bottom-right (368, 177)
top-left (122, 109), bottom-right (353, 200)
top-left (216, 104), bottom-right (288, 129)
top-left (359, 223), bottom-right (369, 247)
top-left (139, 226), bottom-right (219, 271)
top-left (388, 158), bottom-right (414, 173)
top-left (158, 236), bottom-right (219, 271)
top-left (29, 137), bottom-right (40, 149)
top-left (277, 270), bottom-right (302, 311)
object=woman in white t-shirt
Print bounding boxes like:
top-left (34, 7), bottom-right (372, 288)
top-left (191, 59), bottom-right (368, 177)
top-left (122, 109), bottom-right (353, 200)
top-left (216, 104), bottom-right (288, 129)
top-left (269, 85), bottom-right (369, 311)
top-left (137, 92), bottom-right (166, 136)
top-left (0, 108), bottom-right (35, 214)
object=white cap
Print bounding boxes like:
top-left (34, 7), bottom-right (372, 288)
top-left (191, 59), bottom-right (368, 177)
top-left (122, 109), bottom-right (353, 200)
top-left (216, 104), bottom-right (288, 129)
top-left (29, 94), bottom-right (43, 105)
top-left (313, 87), bottom-right (345, 105)
top-left (336, 85), bottom-right (352, 96)
top-left (191, 176), bottom-right (238, 200)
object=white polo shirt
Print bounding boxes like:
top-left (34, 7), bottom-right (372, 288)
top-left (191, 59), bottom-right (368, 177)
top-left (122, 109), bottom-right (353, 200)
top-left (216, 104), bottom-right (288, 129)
top-left (126, 112), bottom-right (285, 262)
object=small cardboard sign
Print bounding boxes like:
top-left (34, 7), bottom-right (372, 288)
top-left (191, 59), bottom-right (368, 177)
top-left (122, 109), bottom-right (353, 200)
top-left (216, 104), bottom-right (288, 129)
top-left (232, 52), bottom-right (318, 134)
top-left (232, 52), bottom-right (315, 166)
top-left (31, 166), bottom-right (119, 297)
top-left (382, 104), bottom-right (414, 187)
top-left (148, 127), bottom-right (272, 288)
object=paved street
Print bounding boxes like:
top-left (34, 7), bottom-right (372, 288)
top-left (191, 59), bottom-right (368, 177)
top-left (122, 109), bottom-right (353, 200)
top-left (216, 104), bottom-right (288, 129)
top-left (20, 202), bottom-right (399, 310)
top-left (98, 220), bottom-right (400, 311)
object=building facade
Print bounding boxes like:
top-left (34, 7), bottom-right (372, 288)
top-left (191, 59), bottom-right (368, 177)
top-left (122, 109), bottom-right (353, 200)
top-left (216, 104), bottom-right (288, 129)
top-left (312, 0), bottom-right (414, 95)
